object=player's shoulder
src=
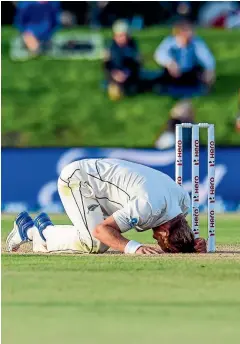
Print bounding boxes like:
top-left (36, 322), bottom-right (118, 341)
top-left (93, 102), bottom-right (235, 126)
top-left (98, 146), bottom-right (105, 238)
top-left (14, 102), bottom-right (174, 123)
top-left (161, 35), bottom-right (176, 45)
top-left (130, 198), bottom-right (155, 229)
top-left (192, 36), bottom-right (207, 46)
top-left (134, 197), bottom-right (152, 211)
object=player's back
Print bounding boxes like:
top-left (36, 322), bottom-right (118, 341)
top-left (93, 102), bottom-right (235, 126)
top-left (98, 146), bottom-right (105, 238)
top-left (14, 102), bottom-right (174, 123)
top-left (79, 158), bottom-right (186, 209)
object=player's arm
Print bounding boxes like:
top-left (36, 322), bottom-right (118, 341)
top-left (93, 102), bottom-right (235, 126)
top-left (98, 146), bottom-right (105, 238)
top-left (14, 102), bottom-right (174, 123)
top-left (92, 204), bottom-right (161, 255)
top-left (194, 38), bottom-right (216, 86)
top-left (92, 216), bottom-right (130, 252)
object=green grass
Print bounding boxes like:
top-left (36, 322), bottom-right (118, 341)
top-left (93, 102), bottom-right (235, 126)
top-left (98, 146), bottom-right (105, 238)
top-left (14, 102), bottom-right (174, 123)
top-left (2, 214), bottom-right (240, 344)
top-left (2, 27), bottom-right (240, 147)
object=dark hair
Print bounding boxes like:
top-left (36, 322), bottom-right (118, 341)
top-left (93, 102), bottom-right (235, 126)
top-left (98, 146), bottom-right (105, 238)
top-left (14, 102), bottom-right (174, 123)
top-left (167, 215), bottom-right (195, 253)
top-left (172, 20), bottom-right (193, 35)
top-left (173, 19), bottom-right (193, 28)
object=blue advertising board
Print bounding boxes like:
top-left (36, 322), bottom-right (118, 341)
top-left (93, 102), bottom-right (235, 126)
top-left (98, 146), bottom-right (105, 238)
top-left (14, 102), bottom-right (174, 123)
top-left (2, 147), bottom-right (240, 213)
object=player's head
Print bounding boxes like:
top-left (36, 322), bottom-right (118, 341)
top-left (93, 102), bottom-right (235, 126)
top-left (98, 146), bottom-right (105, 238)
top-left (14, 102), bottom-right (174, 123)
top-left (153, 214), bottom-right (207, 253)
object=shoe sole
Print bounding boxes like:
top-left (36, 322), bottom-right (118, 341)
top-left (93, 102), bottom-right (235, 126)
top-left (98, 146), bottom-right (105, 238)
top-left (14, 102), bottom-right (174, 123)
top-left (6, 223), bottom-right (21, 252)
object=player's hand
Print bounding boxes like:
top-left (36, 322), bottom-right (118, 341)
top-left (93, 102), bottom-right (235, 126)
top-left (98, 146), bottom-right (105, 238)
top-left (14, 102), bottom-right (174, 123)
top-left (201, 70), bottom-right (215, 86)
top-left (111, 70), bottom-right (128, 83)
top-left (135, 246), bottom-right (162, 255)
top-left (23, 32), bottom-right (39, 53)
top-left (167, 61), bottom-right (181, 78)
top-left (194, 238), bottom-right (207, 253)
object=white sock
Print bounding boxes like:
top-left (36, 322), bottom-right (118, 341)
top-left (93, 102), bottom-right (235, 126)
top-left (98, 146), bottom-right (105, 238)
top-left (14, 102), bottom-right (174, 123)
top-left (32, 226), bottom-right (47, 253)
top-left (42, 225), bottom-right (54, 241)
top-left (42, 225), bottom-right (83, 252)
top-left (26, 226), bottom-right (35, 241)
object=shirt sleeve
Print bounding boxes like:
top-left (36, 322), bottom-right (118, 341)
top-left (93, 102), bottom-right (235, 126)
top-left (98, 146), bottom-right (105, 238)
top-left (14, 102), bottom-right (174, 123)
top-left (194, 38), bottom-right (215, 70)
top-left (180, 191), bottom-right (191, 217)
top-left (154, 36), bottom-right (174, 66)
top-left (112, 198), bottom-right (153, 233)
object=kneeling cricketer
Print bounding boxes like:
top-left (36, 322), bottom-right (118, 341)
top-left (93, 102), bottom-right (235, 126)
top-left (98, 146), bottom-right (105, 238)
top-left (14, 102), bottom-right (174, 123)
top-left (7, 159), bottom-right (206, 254)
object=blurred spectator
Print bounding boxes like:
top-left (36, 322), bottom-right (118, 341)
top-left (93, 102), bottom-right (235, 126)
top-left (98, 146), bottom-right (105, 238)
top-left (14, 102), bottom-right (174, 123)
top-left (226, 9), bottom-right (240, 29)
top-left (88, 2), bottom-right (110, 28)
top-left (60, 11), bottom-right (76, 27)
top-left (165, 1), bottom-right (193, 23)
top-left (198, 1), bottom-right (239, 28)
top-left (103, 20), bottom-right (142, 100)
top-left (176, 1), bottom-right (192, 19)
top-left (15, 1), bottom-right (61, 55)
top-left (155, 100), bottom-right (194, 150)
top-left (154, 20), bottom-right (216, 96)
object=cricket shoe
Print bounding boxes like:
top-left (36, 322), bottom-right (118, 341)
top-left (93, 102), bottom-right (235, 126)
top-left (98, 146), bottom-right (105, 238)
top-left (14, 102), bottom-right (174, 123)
top-left (34, 212), bottom-right (53, 241)
top-left (6, 211), bottom-right (34, 252)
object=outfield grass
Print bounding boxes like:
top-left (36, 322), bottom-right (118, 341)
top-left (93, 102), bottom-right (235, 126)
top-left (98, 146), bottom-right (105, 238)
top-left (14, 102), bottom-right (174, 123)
top-left (2, 27), bottom-right (240, 147)
top-left (2, 214), bottom-right (240, 344)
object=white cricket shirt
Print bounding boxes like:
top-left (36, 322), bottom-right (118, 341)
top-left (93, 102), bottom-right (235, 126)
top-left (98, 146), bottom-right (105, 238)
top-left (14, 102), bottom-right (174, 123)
top-left (77, 158), bottom-right (190, 232)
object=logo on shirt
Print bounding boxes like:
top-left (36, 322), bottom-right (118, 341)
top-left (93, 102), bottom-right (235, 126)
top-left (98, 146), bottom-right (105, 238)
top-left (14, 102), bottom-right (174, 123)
top-left (127, 217), bottom-right (138, 228)
top-left (87, 204), bottom-right (99, 213)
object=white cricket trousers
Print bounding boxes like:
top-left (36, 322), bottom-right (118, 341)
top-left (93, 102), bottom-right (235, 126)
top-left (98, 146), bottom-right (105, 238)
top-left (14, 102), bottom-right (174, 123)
top-left (35, 161), bottom-right (109, 254)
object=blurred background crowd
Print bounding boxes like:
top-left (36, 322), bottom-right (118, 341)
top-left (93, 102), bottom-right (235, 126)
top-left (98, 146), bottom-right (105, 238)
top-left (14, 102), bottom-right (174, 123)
top-left (2, 1), bottom-right (240, 28)
top-left (2, 1), bottom-right (240, 213)
top-left (2, 1), bottom-right (240, 150)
